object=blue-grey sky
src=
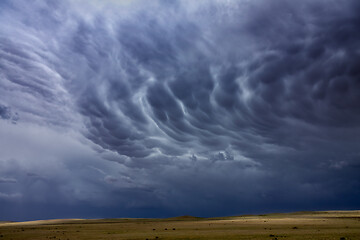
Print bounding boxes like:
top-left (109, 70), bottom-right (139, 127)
top-left (1, 0), bottom-right (360, 221)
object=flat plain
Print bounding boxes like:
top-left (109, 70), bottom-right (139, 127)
top-left (0, 211), bottom-right (359, 240)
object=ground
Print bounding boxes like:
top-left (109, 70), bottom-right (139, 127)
top-left (0, 211), bottom-right (359, 240)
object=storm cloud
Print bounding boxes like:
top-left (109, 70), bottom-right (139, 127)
top-left (0, 0), bottom-right (360, 220)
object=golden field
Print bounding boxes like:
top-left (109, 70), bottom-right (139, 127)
top-left (0, 211), bottom-right (359, 240)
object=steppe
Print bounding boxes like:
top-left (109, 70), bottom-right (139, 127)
top-left (0, 210), bottom-right (359, 239)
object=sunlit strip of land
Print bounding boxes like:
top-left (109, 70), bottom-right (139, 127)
top-left (0, 210), bottom-right (359, 239)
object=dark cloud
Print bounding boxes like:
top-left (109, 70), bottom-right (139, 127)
top-left (0, 104), bottom-right (18, 124)
top-left (0, 0), bottom-right (359, 220)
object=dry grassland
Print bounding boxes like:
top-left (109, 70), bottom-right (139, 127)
top-left (0, 211), bottom-right (359, 240)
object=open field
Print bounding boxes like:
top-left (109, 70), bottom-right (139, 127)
top-left (0, 211), bottom-right (359, 240)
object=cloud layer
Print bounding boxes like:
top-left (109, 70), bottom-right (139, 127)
top-left (0, 0), bottom-right (360, 220)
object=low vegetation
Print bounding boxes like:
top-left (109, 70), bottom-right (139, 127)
top-left (0, 211), bottom-right (359, 240)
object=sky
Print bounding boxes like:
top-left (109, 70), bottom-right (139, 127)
top-left (0, 0), bottom-right (360, 221)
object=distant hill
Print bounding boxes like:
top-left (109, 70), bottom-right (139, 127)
top-left (167, 215), bottom-right (204, 221)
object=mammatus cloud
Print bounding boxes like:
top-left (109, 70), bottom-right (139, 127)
top-left (0, 0), bottom-right (359, 220)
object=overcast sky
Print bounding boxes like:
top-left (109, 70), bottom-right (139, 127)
top-left (1, 0), bottom-right (360, 221)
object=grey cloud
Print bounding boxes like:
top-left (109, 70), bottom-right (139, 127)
top-left (0, 104), bottom-right (18, 124)
top-left (0, 192), bottom-right (22, 201)
top-left (0, 0), bottom-right (359, 220)
top-left (0, 104), bottom-right (11, 120)
top-left (0, 177), bottom-right (17, 183)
